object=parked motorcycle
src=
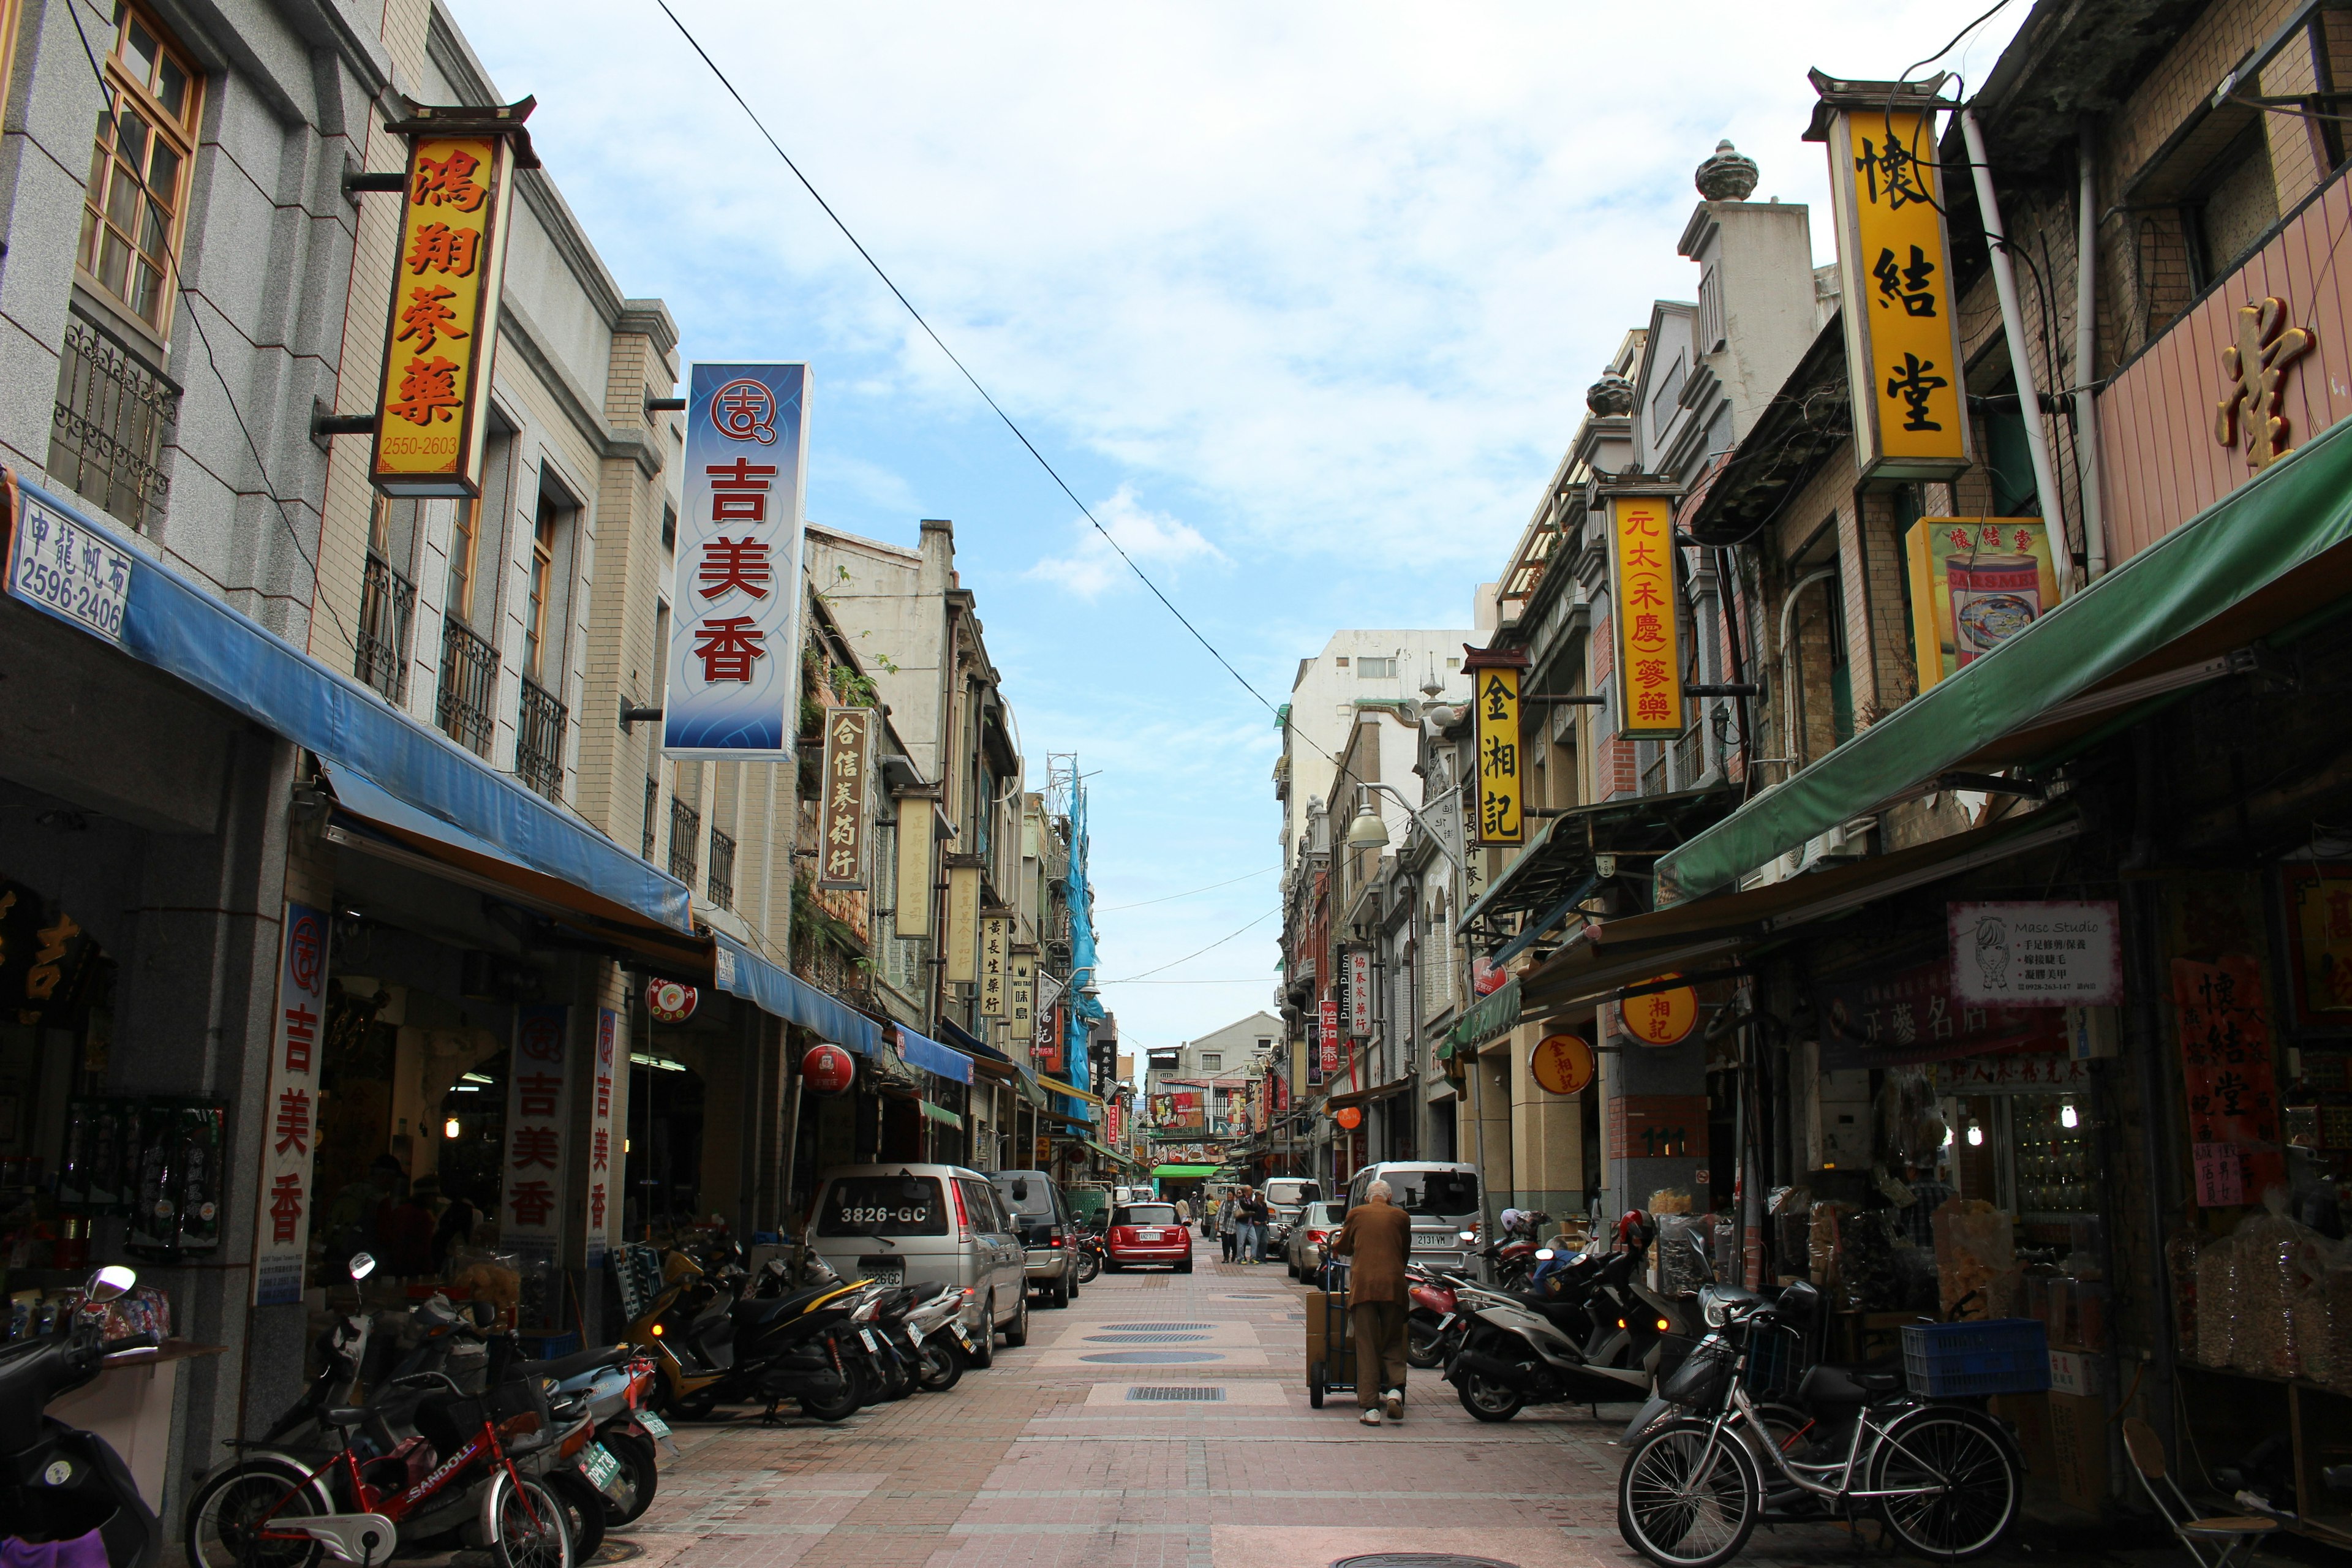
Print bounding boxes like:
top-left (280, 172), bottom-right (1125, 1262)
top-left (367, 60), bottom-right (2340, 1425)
top-left (1442, 1217), bottom-right (1686, 1422)
top-left (1071, 1226), bottom-right (1105, 1285)
top-left (1, 1264), bottom-right (164, 1568)
top-left (628, 1245), bottom-right (866, 1422)
top-left (529, 1344), bottom-right (667, 1525)
top-left (1404, 1264), bottom-right (1466, 1370)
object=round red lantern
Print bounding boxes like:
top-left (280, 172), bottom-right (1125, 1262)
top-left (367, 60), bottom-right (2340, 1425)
top-left (1333, 1106), bottom-right (1363, 1130)
top-left (802, 1042), bottom-right (856, 1096)
top-left (648, 979), bottom-right (698, 1023)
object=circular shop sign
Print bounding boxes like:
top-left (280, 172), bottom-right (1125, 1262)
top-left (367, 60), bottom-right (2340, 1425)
top-left (648, 979), bottom-right (698, 1023)
top-left (1529, 1031), bottom-right (1597, 1095)
top-left (1618, 973), bottom-right (1698, 1047)
top-left (802, 1042), bottom-right (856, 1096)
top-left (1333, 1106), bottom-right (1363, 1130)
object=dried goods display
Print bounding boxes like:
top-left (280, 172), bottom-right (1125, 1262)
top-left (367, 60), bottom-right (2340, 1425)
top-left (1838, 1208), bottom-right (1899, 1310)
top-left (2196, 1231), bottom-right (2240, 1369)
top-left (1932, 1196), bottom-right (2016, 1317)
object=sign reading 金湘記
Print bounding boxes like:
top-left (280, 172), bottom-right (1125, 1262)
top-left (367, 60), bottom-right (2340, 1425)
top-left (817, 707), bottom-right (870, 888)
top-left (1607, 494), bottom-right (1684, 739)
top-left (1948, 902), bottom-right (2122, 1005)
top-left (665, 364), bottom-right (810, 757)
top-left (252, 900), bottom-right (329, 1306)
top-left (371, 134), bottom-right (516, 497)
top-left (9, 495), bottom-right (131, 644)
top-left (1466, 647), bottom-right (1525, 846)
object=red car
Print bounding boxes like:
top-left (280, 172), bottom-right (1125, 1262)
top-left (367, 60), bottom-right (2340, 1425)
top-left (1104, 1202), bottom-right (1194, 1273)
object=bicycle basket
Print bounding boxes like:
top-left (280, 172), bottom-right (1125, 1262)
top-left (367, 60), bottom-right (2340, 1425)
top-left (412, 1392), bottom-right (486, 1460)
top-left (1660, 1333), bottom-right (1737, 1408)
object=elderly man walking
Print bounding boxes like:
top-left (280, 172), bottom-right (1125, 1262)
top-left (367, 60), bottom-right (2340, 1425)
top-left (1332, 1178), bottom-right (1412, 1425)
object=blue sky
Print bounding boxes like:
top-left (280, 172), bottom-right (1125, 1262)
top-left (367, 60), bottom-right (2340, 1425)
top-left (451, 0), bottom-right (2027, 1063)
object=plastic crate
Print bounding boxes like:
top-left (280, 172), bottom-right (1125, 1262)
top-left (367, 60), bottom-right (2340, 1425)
top-left (1901, 1317), bottom-right (2049, 1397)
top-left (516, 1330), bottom-right (581, 1362)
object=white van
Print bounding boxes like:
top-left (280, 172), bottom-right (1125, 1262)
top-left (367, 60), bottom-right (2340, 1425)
top-left (806, 1163), bottom-right (1031, 1360)
top-left (1345, 1161), bottom-right (1484, 1276)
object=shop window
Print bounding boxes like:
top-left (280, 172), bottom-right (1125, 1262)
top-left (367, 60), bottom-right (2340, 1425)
top-left (80, 4), bottom-right (201, 336)
top-left (524, 495), bottom-right (559, 684)
top-left (1981, 411), bottom-right (2038, 519)
top-left (2193, 124), bottom-right (2280, 285)
top-left (48, 308), bottom-right (179, 532)
top-left (1200, 1052), bottom-right (1221, 1071)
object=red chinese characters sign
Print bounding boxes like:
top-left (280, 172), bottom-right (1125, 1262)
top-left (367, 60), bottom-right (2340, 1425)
top-left (2172, 956), bottom-right (2285, 1200)
top-left (370, 135), bottom-right (514, 497)
top-left (1319, 992), bottom-right (1340, 1073)
top-left (584, 1007), bottom-right (619, 1267)
top-left (502, 1005), bottom-right (570, 1270)
top-left (1608, 495), bottom-right (1683, 739)
top-left (252, 900), bottom-right (329, 1306)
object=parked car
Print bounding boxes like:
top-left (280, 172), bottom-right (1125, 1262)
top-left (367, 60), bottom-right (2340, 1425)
top-left (1103, 1201), bottom-right (1193, 1272)
top-left (1259, 1176), bottom-right (1323, 1258)
top-left (1283, 1200), bottom-right (1347, 1280)
top-left (805, 1163), bottom-right (1030, 1361)
top-left (1344, 1161), bottom-right (1485, 1278)
top-left (991, 1169), bottom-right (1079, 1308)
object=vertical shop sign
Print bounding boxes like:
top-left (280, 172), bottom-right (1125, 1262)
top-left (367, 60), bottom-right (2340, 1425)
top-left (895, 796), bottom-right (935, 937)
top-left (1607, 494), bottom-right (1683, 739)
top-left (584, 1008), bottom-right (619, 1268)
top-left (945, 864), bottom-right (980, 984)
top-left (1348, 949), bottom-right (1373, 1038)
top-left (252, 900), bottom-right (329, 1306)
top-left (664, 363), bottom-right (810, 756)
top-left (1009, 952), bottom-right (1034, 1036)
top-left (502, 1005), bottom-right (570, 1267)
top-left (1036, 1004), bottom-right (1063, 1072)
top-left (1905, 519), bottom-right (2059, 689)
top-left (369, 126), bottom-right (520, 497)
top-left (817, 707), bottom-right (870, 888)
top-left (979, 914), bottom-right (1011, 1017)
top-left (1464, 647), bottom-right (1525, 846)
top-left (1319, 992), bottom-right (1340, 1073)
top-left (2171, 956), bottom-right (2284, 1197)
top-left (1813, 85), bottom-right (1972, 480)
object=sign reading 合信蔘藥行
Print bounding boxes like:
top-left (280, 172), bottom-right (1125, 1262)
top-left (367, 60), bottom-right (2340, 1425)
top-left (371, 135), bottom-right (516, 498)
top-left (817, 707), bottom-right (870, 888)
top-left (9, 493), bottom-right (132, 646)
top-left (1607, 494), bottom-right (1683, 739)
top-left (1465, 647), bottom-right (1525, 846)
top-left (1905, 518), bottom-right (2057, 690)
top-left (252, 901), bottom-right (329, 1306)
top-left (1814, 86), bottom-right (1972, 481)
top-left (1948, 901), bottom-right (2122, 1006)
top-left (1348, 948), bottom-right (1373, 1038)
top-left (979, 913), bottom-right (1012, 1017)
top-left (665, 364), bottom-right (810, 757)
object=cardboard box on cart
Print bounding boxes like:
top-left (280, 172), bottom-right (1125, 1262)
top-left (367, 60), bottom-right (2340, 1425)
top-left (1306, 1283), bottom-right (1352, 1366)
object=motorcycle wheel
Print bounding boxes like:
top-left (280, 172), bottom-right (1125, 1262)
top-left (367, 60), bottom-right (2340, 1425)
top-left (489, 1476), bottom-right (573, 1568)
top-left (1617, 1417), bottom-right (1758, 1568)
top-left (1076, 1251), bottom-right (1101, 1284)
top-left (916, 1338), bottom-right (963, 1392)
top-left (880, 1343), bottom-right (916, 1401)
top-left (797, 1363), bottom-right (865, 1423)
top-left (598, 1431), bottom-right (659, 1526)
top-left (1406, 1317), bottom-right (1446, 1371)
top-left (545, 1469), bottom-right (606, 1562)
top-left (1456, 1370), bottom-right (1525, 1423)
top-left (184, 1460), bottom-right (328, 1568)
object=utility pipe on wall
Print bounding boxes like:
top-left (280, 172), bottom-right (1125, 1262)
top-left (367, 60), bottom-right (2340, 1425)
top-left (1777, 567), bottom-right (1839, 771)
top-left (1960, 107), bottom-right (2071, 594)
top-left (2075, 118), bottom-right (2108, 580)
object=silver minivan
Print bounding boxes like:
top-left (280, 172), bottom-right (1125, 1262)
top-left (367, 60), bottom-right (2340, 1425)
top-left (806, 1163), bottom-right (1031, 1361)
top-left (1345, 1161), bottom-right (1485, 1277)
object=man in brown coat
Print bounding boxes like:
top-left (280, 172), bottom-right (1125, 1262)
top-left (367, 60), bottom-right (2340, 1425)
top-left (1331, 1178), bottom-right (1412, 1424)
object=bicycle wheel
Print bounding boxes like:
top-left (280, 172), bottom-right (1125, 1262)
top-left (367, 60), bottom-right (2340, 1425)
top-left (184, 1460), bottom-right (328, 1568)
top-left (1869, 1408), bottom-right (2019, 1560)
top-left (1617, 1418), bottom-right (1759, 1568)
top-left (489, 1476), bottom-right (573, 1568)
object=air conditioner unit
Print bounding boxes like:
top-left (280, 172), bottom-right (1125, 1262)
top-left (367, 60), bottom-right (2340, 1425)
top-left (1796, 816), bottom-right (1876, 873)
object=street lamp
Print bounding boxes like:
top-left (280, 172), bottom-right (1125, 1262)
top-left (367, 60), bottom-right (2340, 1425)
top-left (1343, 783), bottom-right (1463, 875)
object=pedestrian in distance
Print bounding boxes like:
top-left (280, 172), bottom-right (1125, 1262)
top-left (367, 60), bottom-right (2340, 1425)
top-left (1174, 1196), bottom-right (1192, 1225)
top-left (1218, 1192), bottom-right (1239, 1261)
top-left (1235, 1186), bottom-right (1265, 1264)
top-left (1332, 1178), bottom-right (1411, 1425)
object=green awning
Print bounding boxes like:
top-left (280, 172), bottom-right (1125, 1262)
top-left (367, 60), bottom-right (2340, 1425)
top-left (919, 1100), bottom-right (963, 1128)
top-left (1660, 414), bottom-right (2352, 903)
top-left (1150, 1163), bottom-right (1219, 1178)
top-left (1441, 978), bottom-right (1520, 1060)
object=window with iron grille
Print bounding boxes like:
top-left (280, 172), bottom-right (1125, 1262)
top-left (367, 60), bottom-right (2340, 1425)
top-left (355, 551), bottom-right (415, 703)
top-left (642, 777), bottom-right (660, 861)
top-left (516, 676), bottom-right (567, 800)
top-left (436, 617), bottom-right (499, 757)
top-left (49, 311), bottom-right (178, 532)
top-left (668, 797), bottom-right (700, 886)
top-left (707, 828), bottom-right (736, 910)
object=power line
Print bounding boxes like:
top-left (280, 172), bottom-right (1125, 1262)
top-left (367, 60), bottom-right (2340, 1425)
top-left (652, 1), bottom-right (1320, 755)
top-left (1101, 867), bottom-right (1277, 911)
top-left (1102, 910), bottom-right (1275, 984)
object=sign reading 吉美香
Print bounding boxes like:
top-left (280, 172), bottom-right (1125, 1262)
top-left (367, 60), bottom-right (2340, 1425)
top-left (9, 495), bottom-right (131, 645)
top-left (818, 707), bottom-right (870, 889)
top-left (371, 135), bottom-right (515, 497)
top-left (1348, 948), bottom-right (1373, 1038)
top-left (979, 913), bottom-right (1012, 1017)
top-left (1607, 494), bottom-right (1683, 740)
top-left (502, 1005), bottom-right (570, 1276)
top-left (1948, 902), bottom-right (2122, 1006)
top-left (664, 364), bottom-right (810, 757)
top-left (1467, 652), bottom-right (1523, 846)
top-left (1905, 518), bottom-right (2058, 690)
top-left (252, 901), bottom-right (329, 1306)
top-left (1817, 97), bottom-right (1972, 480)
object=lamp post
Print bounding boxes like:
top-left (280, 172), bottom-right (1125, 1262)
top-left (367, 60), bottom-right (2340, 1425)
top-left (1344, 782), bottom-right (1464, 876)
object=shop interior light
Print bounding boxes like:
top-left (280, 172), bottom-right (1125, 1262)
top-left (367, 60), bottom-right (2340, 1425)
top-left (461, 1071), bottom-right (494, 1084)
top-left (453, 1084), bottom-right (478, 1092)
top-left (630, 1052), bottom-right (688, 1071)
top-left (1966, 1120), bottom-right (1985, 1147)
top-left (443, 1117), bottom-right (462, 1139)
top-left (2060, 1101), bottom-right (2079, 1129)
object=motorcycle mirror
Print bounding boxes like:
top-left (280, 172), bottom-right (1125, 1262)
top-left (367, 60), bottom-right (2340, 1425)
top-left (349, 1253), bottom-right (378, 1281)
top-left (87, 1264), bottom-right (137, 1302)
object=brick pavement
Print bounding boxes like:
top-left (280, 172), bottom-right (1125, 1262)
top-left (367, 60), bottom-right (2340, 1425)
top-left (611, 1256), bottom-right (2174, 1568)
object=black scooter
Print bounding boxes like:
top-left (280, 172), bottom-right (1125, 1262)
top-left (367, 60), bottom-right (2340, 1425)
top-left (1, 1265), bottom-right (164, 1568)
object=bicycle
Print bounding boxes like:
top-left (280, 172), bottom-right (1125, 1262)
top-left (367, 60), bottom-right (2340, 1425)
top-left (1616, 1278), bottom-right (2022, 1567)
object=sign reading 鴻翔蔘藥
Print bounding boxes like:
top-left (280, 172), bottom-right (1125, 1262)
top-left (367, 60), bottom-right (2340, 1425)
top-left (9, 495), bottom-right (131, 646)
top-left (1814, 86), bottom-right (1972, 481)
top-left (818, 707), bottom-right (870, 888)
top-left (252, 900), bottom-right (329, 1306)
top-left (1607, 495), bottom-right (1683, 739)
top-left (665, 364), bottom-right (810, 757)
top-left (502, 1005), bottom-right (570, 1291)
top-left (585, 1008), bottom-right (620, 1268)
top-left (371, 135), bottom-right (516, 497)
top-left (1949, 902), bottom-right (2122, 1006)
top-left (1465, 647), bottom-right (1525, 846)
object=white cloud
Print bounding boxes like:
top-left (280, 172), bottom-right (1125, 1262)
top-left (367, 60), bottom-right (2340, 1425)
top-left (1024, 486), bottom-right (1227, 599)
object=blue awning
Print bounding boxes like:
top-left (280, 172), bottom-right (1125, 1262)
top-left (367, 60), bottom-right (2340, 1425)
top-left (894, 1023), bottom-right (973, 1085)
top-left (938, 1016), bottom-right (1011, 1063)
top-left (21, 475), bottom-right (694, 935)
top-left (714, 932), bottom-right (878, 1055)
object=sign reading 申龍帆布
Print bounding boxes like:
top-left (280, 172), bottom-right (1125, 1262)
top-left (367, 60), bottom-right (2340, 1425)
top-left (1905, 518), bottom-right (2058, 690)
top-left (665, 364), bottom-right (810, 757)
top-left (1607, 496), bottom-right (1683, 739)
top-left (1819, 97), bottom-right (1972, 480)
top-left (371, 136), bottom-right (516, 497)
top-left (1468, 654), bottom-right (1523, 846)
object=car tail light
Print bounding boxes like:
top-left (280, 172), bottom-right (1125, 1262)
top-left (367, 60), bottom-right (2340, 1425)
top-left (1049, 1227), bottom-right (1065, 1248)
top-left (1307, 1230), bottom-right (1327, 1245)
top-left (951, 1180), bottom-right (972, 1241)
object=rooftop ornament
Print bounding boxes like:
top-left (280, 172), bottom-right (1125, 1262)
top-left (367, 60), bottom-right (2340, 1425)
top-left (1695, 138), bottom-right (1760, 202)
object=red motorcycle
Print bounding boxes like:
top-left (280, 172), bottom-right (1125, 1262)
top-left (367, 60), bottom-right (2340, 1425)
top-left (1406, 1264), bottom-right (1464, 1368)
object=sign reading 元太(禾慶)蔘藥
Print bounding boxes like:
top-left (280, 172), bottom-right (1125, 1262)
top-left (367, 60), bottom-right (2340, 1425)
top-left (1607, 495), bottom-right (1683, 739)
top-left (1905, 517), bottom-right (2059, 689)
top-left (371, 135), bottom-right (516, 498)
top-left (1814, 88), bottom-right (1972, 481)
top-left (1466, 648), bottom-right (1524, 846)
top-left (665, 364), bottom-right (810, 757)
top-left (817, 707), bottom-right (870, 889)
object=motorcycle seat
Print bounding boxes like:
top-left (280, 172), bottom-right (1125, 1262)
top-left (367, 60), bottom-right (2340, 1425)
top-left (741, 1284), bottom-right (840, 1323)
top-left (517, 1344), bottom-right (631, 1382)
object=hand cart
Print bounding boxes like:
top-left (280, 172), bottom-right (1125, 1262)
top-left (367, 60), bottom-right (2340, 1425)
top-left (1306, 1258), bottom-right (1354, 1409)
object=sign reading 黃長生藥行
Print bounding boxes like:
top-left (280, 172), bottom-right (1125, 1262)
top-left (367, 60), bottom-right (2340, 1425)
top-left (665, 364), bottom-right (810, 758)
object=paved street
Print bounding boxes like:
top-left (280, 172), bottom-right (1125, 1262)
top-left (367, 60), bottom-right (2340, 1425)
top-left (609, 1259), bottom-right (2163, 1568)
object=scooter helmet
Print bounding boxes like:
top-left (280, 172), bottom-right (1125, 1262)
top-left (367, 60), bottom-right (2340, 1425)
top-left (1616, 1209), bottom-right (1656, 1250)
